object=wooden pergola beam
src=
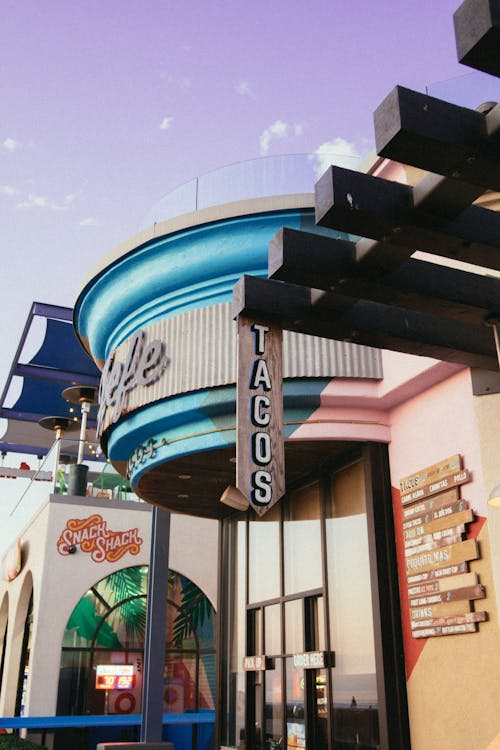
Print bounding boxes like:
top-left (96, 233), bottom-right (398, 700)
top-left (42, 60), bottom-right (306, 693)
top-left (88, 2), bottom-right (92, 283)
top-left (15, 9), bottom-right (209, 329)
top-left (374, 86), bottom-right (500, 188)
top-left (232, 275), bottom-right (498, 371)
top-left (315, 165), bottom-right (500, 270)
top-left (454, 0), bottom-right (500, 76)
top-left (269, 227), bottom-right (500, 326)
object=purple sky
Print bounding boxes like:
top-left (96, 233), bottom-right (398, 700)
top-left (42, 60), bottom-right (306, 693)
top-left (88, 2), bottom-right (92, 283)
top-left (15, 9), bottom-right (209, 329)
top-left (1, 0), bottom-right (499, 394)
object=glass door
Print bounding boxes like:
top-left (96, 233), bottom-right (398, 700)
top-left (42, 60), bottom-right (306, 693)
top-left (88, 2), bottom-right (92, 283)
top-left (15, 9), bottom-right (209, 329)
top-left (285, 595), bottom-right (328, 750)
top-left (247, 594), bottom-right (329, 750)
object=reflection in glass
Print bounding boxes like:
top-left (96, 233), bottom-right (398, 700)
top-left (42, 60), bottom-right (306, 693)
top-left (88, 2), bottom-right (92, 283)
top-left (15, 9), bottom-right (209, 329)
top-left (249, 504), bottom-right (281, 603)
top-left (226, 520), bottom-right (247, 748)
top-left (313, 669), bottom-right (329, 748)
top-left (285, 657), bottom-right (305, 749)
top-left (265, 659), bottom-right (283, 749)
top-left (316, 597), bottom-right (325, 653)
top-left (252, 608), bottom-right (262, 656)
top-left (284, 599), bottom-right (303, 655)
top-left (326, 461), bottom-right (379, 747)
top-left (57, 567), bottom-right (216, 722)
top-left (284, 482), bottom-right (321, 595)
top-left (265, 604), bottom-right (281, 656)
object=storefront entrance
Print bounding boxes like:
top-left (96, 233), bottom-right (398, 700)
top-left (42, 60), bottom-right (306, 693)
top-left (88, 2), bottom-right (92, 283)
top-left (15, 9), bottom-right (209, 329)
top-left (247, 592), bottom-right (330, 749)
top-left (218, 442), bottom-right (409, 750)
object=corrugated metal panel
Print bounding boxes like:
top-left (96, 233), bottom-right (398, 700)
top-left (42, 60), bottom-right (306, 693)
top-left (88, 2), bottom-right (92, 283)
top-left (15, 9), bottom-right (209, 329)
top-left (99, 303), bottom-right (382, 434)
top-left (282, 329), bottom-right (382, 379)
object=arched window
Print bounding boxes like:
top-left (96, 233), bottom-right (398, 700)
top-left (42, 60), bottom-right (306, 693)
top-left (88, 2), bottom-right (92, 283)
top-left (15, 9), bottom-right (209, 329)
top-left (57, 566), bottom-right (215, 718)
top-left (16, 592), bottom-right (33, 717)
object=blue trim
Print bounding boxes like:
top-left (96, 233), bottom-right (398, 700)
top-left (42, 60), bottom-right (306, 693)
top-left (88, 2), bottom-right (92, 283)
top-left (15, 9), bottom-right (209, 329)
top-left (0, 711), bottom-right (215, 729)
top-left (106, 380), bottom-right (330, 488)
top-left (75, 209), bottom-right (310, 361)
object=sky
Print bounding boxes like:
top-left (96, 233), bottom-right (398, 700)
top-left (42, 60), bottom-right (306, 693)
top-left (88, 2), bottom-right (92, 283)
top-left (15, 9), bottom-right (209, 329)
top-left (1, 0), bottom-right (500, 401)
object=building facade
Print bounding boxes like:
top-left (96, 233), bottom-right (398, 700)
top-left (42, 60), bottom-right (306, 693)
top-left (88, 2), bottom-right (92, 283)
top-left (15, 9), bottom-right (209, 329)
top-left (0, 486), bottom-right (218, 749)
top-left (69, 158), bottom-right (500, 750)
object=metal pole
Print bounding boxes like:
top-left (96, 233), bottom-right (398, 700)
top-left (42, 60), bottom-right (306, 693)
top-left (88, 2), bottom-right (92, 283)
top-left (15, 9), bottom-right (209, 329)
top-left (53, 427), bottom-right (63, 493)
top-left (140, 506), bottom-right (171, 743)
top-left (492, 323), bottom-right (500, 369)
top-left (77, 401), bottom-right (90, 464)
top-left (485, 316), bottom-right (500, 370)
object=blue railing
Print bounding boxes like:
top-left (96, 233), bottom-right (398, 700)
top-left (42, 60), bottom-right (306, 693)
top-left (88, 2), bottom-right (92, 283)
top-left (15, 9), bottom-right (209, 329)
top-left (0, 710), bottom-right (215, 729)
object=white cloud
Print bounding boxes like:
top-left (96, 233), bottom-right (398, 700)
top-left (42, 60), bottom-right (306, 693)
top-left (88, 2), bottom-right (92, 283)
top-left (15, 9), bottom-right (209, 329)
top-left (159, 116), bottom-right (174, 130)
top-left (2, 137), bottom-right (20, 152)
top-left (16, 193), bottom-right (49, 209)
top-left (16, 191), bottom-right (78, 210)
top-left (259, 119), bottom-right (306, 155)
top-left (309, 137), bottom-right (360, 178)
top-left (259, 120), bottom-right (289, 155)
top-left (80, 216), bottom-right (98, 226)
top-left (1, 185), bottom-right (17, 196)
top-left (235, 80), bottom-right (256, 99)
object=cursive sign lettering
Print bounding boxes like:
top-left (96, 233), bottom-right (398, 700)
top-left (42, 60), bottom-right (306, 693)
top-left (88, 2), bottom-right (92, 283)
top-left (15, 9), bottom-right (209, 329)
top-left (97, 330), bottom-right (168, 437)
top-left (57, 514), bottom-right (143, 563)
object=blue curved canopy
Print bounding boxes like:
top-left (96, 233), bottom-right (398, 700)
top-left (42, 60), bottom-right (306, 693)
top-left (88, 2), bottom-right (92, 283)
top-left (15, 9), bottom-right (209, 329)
top-left (0, 302), bottom-right (100, 457)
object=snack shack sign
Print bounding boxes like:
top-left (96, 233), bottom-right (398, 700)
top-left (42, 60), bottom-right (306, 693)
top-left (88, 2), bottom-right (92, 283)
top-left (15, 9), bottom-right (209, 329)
top-left (237, 317), bottom-right (285, 515)
top-left (57, 514), bottom-right (143, 563)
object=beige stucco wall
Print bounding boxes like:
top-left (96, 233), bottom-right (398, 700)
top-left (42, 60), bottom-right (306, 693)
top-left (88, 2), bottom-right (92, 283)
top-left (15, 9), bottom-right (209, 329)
top-left (0, 493), bottom-right (219, 717)
top-left (388, 368), bottom-right (500, 749)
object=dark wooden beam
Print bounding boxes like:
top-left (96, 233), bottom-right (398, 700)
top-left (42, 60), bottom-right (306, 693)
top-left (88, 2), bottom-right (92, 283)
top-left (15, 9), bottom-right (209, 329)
top-left (315, 166), bottom-right (500, 270)
top-left (269, 227), bottom-right (500, 325)
top-left (374, 86), bottom-right (500, 189)
top-left (232, 275), bottom-right (499, 371)
top-left (454, 0), bottom-right (500, 76)
top-left (268, 227), bottom-right (356, 284)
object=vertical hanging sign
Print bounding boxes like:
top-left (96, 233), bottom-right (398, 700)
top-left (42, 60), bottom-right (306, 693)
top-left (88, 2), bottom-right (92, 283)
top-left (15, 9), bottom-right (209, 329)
top-left (237, 316), bottom-right (285, 516)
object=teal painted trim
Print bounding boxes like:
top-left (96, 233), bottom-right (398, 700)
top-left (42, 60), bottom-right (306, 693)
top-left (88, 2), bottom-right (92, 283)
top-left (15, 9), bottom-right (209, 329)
top-left (105, 267), bottom-right (266, 356)
top-left (76, 209), bottom-right (310, 362)
top-left (107, 378), bottom-right (331, 487)
top-left (282, 378), bottom-right (331, 438)
top-left (107, 387), bottom-right (235, 462)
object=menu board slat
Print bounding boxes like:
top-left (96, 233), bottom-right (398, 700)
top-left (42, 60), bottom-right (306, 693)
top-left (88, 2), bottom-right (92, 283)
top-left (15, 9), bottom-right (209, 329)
top-left (398, 455), bottom-right (485, 639)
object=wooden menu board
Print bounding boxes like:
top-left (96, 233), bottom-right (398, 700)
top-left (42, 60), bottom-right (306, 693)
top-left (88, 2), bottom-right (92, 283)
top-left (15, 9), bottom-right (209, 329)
top-left (398, 455), bottom-right (486, 638)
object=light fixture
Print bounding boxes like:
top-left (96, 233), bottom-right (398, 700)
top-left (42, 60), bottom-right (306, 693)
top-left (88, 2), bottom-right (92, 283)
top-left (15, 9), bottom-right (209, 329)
top-left (488, 485), bottom-right (500, 508)
top-left (220, 485), bottom-right (249, 511)
top-left (62, 385), bottom-right (99, 464)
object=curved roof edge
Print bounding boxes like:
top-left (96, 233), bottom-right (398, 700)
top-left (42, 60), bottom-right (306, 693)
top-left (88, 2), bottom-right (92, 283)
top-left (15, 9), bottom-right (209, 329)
top-left (76, 193), bottom-right (314, 300)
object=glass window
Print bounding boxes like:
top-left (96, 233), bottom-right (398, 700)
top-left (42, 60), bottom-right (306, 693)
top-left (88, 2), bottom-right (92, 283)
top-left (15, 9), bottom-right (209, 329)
top-left (249, 503), bottom-right (281, 603)
top-left (284, 599), bottom-right (303, 655)
top-left (265, 658), bottom-right (283, 748)
top-left (57, 566), bottom-right (215, 726)
top-left (16, 593), bottom-right (33, 717)
top-left (284, 482), bottom-right (322, 595)
top-left (225, 520), bottom-right (247, 749)
top-left (285, 656), bottom-right (305, 738)
top-left (326, 460), bottom-right (379, 746)
top-left (264, 604), bottom-right (281, 656)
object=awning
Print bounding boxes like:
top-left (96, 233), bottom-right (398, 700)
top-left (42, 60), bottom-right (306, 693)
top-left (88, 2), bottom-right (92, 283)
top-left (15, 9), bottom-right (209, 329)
top-left (0, 302), bottom-right (101, 458)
